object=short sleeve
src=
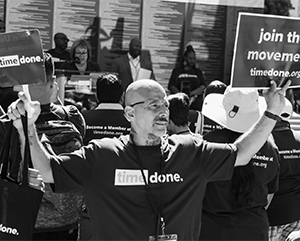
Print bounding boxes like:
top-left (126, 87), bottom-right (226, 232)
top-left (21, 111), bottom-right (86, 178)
top-left (50, 145), bottom-right (96, 194)
top-left (197, 140), bottom-right (237, 182)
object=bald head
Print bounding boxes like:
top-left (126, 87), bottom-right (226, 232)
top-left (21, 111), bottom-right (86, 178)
top-left (54, 32), bottom-right (69, 50)
top-left (130, 38), bottom-right (140, 45)
top-left (54, 32), bottom-right (67, 39)
top-left (124, 79), bottom-right (169, 144)
top-left (129, 38), bottom-right (141, 59)
top-left (125, 79), bottom-right (166, 106)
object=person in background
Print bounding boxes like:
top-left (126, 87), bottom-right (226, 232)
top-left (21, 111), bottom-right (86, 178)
top-left (267, 97), bottom-right (300, 241)
top-left (167, 92), bottom-right (203, 135)
top-left (204, 80), bottom-right (227, 96)
top-left (168, 45), bottom-right (206, 111)
top-left (110, 37), bottom-right (155, 91)
top-left (7, 79), bottom-right (290, 240)
top-left (46, 33), bottom-right (71, 62)
top-left (61, 38), bottom-right (101, 78)
top-left (83, 73), bottom-right (130, 145)
top-left (202, 80), bottom-right (227, 134)
top-left (0, 52), bottom-right (86, 240)
top-left (80, 73), bottom-right (130, 240)
top-left (199, 87), bottom-right (282, 241)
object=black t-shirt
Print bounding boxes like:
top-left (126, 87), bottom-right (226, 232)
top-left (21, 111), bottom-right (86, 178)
top-left (200, 129), bottom-right (280, 241)
top-left (83, 105), bottom-right (130, 145)
top-left (202, 115), bottom-right (223, 135)
top-left (168, 66), bottom-right (206, 111)
top-left (268, 121), bottom-right (300, 226)
top-left (50, 134), bottom-right (237, 240)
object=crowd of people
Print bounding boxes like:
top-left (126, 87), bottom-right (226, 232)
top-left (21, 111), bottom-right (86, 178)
top-left (1, 32), bottom-right (300, 241)
top-left (45, 34), bottom-right (205, 114)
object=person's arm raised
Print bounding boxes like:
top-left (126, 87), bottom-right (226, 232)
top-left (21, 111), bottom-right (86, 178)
top-left (234, 80), bottom-right (291, 166)
top-left (7, 92), bottom-right (54, 183)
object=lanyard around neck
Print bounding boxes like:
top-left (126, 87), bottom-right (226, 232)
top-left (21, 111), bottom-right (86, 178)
top-left (131, 138), bottom-right (166, 237)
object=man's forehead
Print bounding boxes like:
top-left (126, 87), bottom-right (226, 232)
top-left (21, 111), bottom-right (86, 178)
top-left (138, 86), bottom-right (165, 98)
top-left (126, 90), bottom-right (165, 107)
top-left (130, 38), bottom-right (141, 46)
top-left (125, 79), bottom-right (166, 102)
top-left (131, 91), bottom-right (165, 102)
top-left (146, 95), bottom-right (168, 103)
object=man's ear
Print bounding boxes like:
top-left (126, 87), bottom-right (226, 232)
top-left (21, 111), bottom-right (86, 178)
top-left (124, 106), bottom-right (135, 122)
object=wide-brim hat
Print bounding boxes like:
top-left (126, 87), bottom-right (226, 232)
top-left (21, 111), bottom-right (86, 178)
top-left (202, 87), bottom-right (292, 133)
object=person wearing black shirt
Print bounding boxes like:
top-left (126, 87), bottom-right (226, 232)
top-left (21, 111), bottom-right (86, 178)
top-left (168, 45), bottom-right (206, 111)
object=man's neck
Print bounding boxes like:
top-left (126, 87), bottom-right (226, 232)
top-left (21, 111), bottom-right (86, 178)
top-left (128, 52), bottom-right (139, 60)
top-left (130, 132), bottom-right (162, 146)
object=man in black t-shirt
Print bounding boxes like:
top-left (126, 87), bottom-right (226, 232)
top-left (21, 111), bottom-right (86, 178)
top-left (46, 33), bottom-right (71, 72)
top-left (83, 73), bottom-right (130, 145)
top-left (0, 53), bottom-right (85, 241)
top-left (7, 78), bottom-right (290, 240)
top-left (167, 92), bottom-right (203, 135)
top-left (202, 80), bottom-right (227, 135)
top-left (200, 87), bottom-right (281, 240)
top-left (47, 33), bottom-right (71, 62)
top-left (81, 73), bottom-right (130, 240)
top-left (267, 100), bottom-right (300, 241)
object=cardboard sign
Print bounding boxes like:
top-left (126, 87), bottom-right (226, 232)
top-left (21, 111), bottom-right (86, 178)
top-left (231, 13), bottom-right (300, 89)
top-left (0, 29), bottom-right (46, 87)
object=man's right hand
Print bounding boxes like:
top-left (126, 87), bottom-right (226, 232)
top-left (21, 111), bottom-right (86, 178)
top-left (7, 91), bottom-right (41, 130)
top-left (263, 80), bottom-right (291, 115)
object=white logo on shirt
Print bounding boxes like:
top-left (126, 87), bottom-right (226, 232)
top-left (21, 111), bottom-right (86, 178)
top-left (114, 169), bottom-right (184, 186)
top-left (252, 154), bottom-right (274, 169)
top-left (252, 154), bottom-right (273, 162)
top-left (0, 223), bottom-right (19, 236)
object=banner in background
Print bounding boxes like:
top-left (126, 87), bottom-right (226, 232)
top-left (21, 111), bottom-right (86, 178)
top-left (0, 29), bottom-right (46, 87)
top-left (163, 0), bottom-right (264, 8)
top-left (231, 13), bottom-right (300, 88)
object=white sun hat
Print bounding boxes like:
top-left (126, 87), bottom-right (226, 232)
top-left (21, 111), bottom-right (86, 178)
top-left (202, 87), bottom-right (292, 133)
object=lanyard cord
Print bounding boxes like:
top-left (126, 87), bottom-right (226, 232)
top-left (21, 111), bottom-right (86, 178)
top-left (131, 140), bottom-right (165, 239)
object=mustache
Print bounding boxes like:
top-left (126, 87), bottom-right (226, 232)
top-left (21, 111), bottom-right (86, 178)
top-left (155, 116), bottom-right (169, 122)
